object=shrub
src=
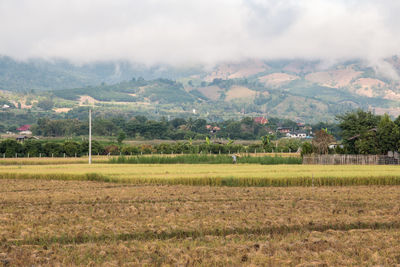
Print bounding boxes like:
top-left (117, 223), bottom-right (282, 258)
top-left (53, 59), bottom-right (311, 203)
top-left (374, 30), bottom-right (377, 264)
top-left (0, 139), bottom-right (23, 157)
top-left (43, 142), bottom-right (63, 157)
top-left (81, 140), bottom-right (105, 155)
top-left (105, 145), bottom-right (120, 155)
top-left (63, 141), bottom-right (81, 157)
top-left (23, 140), bottom-right (43, 157)
top-left (121, 146), bottom-right (140, 155)
top-left (300, 142), bottom-right (313, 157)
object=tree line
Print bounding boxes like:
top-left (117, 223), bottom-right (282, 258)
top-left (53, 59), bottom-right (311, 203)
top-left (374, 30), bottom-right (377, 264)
top-left (0, 138), bottom-right (303, 158)
top-left (4, 109), bottom-right (400, 156)
top-left (30, 116), bottom-right (316, 140)
top-left (301, 110), bottom-right (400, 155)
top-left (337, 110), bottom-right (400, 154)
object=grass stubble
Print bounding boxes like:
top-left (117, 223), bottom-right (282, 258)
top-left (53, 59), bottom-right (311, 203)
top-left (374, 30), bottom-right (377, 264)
top-left (1, 179), bottom-right (400, 266)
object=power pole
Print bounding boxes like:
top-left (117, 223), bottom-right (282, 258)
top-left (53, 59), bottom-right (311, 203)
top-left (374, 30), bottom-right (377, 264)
top-left (89, 108), bottom-right (92, 164)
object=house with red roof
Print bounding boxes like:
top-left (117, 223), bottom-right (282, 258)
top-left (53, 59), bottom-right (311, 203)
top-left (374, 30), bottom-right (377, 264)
top-left (253, 117), bottom-right (268, 124)
top-left (17, 125), bottom-right (32, 135)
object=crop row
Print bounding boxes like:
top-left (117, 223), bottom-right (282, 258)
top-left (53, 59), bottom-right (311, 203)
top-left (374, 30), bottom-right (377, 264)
top-left (109, 154), bottom-right (302, 164)
top-left (1, 172), bottom-right (400, 186)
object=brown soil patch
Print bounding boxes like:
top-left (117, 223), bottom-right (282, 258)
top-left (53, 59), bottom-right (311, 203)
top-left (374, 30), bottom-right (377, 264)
top-left (53, 108), bottom-right (72, 113)
top-left (354, 78), bottom-right (385, 88)
top-left (205, 60), bottom-right (269, 81)
top-left (258, 73), bottom-right (299, 87)
top-left (353, 78), bottom-right (386, 97)
top-left (79, 95), bottom-right (98, 106)
top-left (305, 68), bottom-right (361, 88)
top-left (384, 90), bottom-right (400, 101)
top-left (225, 86), bottom-right (257, 101)
top-left (356, 87), bottom-right (375, 98)
top-left (262, 91), bottom-right (269, 97)
top-left (9, 99), bottom-right (36, 109)
top-left (197, 86), bottom-right (223, 101)
top-left (373, 107), bottom-right (400, 117)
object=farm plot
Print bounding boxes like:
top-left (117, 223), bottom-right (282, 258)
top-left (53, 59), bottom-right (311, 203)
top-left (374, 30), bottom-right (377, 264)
top-left (0, 156), bottom-right (110, 165)
top-left (0, 164), bottom-right (400, 186)
top-left (1, 180), bottom-right (400, 265)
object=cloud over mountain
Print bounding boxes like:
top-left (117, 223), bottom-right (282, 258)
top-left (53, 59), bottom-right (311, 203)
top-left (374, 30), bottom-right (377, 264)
top-left (1, 0), bottom-right (400, 67)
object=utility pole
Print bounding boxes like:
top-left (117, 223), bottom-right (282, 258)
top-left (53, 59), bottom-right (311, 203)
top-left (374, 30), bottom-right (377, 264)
top-left (89, 108), bottom-right (92, 164)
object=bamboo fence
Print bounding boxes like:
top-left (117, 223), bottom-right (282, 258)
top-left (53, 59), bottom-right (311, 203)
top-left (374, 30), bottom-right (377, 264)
top-left (303, 154), bottom-right (399, 165)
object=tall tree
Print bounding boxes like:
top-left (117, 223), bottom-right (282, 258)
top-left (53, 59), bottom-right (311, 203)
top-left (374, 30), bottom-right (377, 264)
top-left (355, 131), bottom-right (379, 154)
top-left (336, 110), bottom-right (380, 153)
top-left (312, 129), bottom-right (335, 154)
top-left (117, 130), bottom-right (126, 145)
top-left (376, 114), bottom-right (400, 154)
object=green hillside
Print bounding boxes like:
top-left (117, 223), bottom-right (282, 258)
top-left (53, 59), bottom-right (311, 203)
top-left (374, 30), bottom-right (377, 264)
top-left (1, 57), bottom-right (400, 123)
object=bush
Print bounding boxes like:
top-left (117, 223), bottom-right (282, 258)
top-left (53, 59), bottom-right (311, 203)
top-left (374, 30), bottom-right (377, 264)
top-left (155, 143), bottom-right (173, 154)
top-left (121, 146), bottom-right (140, 155)
top-left (81, 140), bottom-right (105, 155)
top-left (300, 142), bottom-right (313, 157)
top-left (23, 140), bottom-right (43, 157)
top-left (105, 145), bottom-right (120, 155)
top-left (63, 141), bottom-right (81, 157)
top-left (43, 142), bottom-right (63, 157)
top-left (0, 139), bottom-right (23, 157)
top-left (139, 144), bottom-right (154, 154)
top-left (276, 138), bottom-right (302, 153)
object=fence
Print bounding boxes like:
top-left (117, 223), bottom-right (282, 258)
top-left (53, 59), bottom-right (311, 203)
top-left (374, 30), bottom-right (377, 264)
top-left (303, 154), bottom-right (400, 165)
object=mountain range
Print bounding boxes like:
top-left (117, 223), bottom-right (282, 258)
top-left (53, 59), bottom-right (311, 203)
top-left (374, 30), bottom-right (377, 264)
top-left (1, 56), bottom-right (400, 123)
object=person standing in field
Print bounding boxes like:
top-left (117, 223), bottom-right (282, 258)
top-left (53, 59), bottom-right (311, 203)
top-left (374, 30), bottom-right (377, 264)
top-left (232, 154), bottom-right (237, 164)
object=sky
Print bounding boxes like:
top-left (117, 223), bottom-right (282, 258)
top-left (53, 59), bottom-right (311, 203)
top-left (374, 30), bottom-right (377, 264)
top-left (1, 0), bottom-right (400, 68)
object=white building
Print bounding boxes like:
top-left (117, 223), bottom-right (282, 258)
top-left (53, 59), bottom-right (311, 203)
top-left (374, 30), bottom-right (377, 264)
top-left (286, 132), bottom-right (308, 139)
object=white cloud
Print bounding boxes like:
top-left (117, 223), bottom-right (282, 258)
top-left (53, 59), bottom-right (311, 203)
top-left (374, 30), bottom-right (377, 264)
top-left (0, 0), bottom-right (400, 67)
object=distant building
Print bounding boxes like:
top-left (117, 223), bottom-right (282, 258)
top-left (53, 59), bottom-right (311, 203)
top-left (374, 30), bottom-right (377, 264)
top-left (17, 125), bottom-right (32, 135)
top-left (16, 135), bottom-right (38, 142)
top-left (296, 133), bottom-right (307, 138)
top-left (328, 143), bottom-right (344, 149)
top-left (286, 132), bottom-right (308, 138)
top-left (17, 125), bottom-right (31, 132)
top-left (277, 127), bottom-right (292, 134)
top-left (254, 117), bottom-right (268, 124)
top-left (206, 125), bottom-right (221, 133)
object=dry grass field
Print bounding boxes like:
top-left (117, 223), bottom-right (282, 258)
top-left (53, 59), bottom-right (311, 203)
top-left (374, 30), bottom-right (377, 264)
top-left (1, 179), bottom-right (400, 266)
top-left (2, 163), bottom-right (400, 265)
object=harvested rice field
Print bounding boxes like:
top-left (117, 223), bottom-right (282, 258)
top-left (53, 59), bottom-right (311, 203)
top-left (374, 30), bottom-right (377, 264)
top-left (1, 179), bottom-right (400, 266)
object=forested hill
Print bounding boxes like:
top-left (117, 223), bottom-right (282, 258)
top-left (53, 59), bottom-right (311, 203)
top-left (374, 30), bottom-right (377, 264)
top-left (1, 57), bottom-right (400, 122)
top-left (0, 56), bottom-right (201, 92)
top-left (51, 76), bottom-right (397, 123)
